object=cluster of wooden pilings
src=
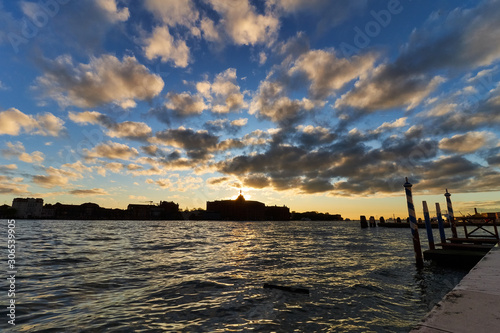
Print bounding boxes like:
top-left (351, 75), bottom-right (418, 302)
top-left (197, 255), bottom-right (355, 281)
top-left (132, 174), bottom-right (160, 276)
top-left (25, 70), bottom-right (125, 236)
top-left (359, 215), bottom-right (377, 228)
top-left (403, 178), bottom-right (499, 268)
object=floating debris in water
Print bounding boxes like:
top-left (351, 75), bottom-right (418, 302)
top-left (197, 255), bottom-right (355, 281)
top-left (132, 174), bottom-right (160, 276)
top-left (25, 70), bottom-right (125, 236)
top-left (263, 283), bottom-right (309, 294)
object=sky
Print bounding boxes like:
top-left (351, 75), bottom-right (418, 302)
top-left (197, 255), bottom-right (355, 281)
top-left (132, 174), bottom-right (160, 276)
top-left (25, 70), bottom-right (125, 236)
top-left (0, 0), bottom-right (499, 220)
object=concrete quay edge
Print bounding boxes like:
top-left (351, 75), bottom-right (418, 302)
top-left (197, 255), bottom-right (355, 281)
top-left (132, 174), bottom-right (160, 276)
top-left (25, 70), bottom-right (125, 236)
top-left (410, 244), bottom-right (500, 333)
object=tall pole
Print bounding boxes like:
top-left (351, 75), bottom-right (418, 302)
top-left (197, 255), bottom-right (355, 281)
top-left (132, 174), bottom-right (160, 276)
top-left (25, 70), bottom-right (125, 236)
top-left (404, 178), bottom-right (424, 267)
top-left (445, 189), bottom-right (458, 238)
top-left (435, 203), bottom-right (447, 243)
top-left (422, 201), bottom-right (435, 250)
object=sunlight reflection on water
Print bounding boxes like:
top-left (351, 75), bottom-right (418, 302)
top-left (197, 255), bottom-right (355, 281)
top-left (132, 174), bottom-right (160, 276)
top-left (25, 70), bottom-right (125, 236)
top-left (4, 220), bottom-right (468, 332)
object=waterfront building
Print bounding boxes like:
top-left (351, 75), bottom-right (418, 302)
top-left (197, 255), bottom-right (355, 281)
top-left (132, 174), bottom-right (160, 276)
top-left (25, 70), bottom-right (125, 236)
top-left (265, 205), bottom-right (291, 221)
top-left (127, 201), bottom-right (180, 220)
top-left (206, 192), bottom-right (290, 221)
top-left (12, 198), bottom-right (43, 218)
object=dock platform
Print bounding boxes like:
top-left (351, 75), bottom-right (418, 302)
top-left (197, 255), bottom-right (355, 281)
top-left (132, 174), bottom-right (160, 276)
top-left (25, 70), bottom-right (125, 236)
top-left (411, 244), bottom-right (500, 332)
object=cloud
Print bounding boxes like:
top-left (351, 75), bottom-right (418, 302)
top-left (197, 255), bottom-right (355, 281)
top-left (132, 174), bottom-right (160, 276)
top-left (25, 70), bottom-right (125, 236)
top-left (336, 0), bottom-right (500, 113)
top-left (0, 108), bottom-right (65, 136)
top-left (0, 164), bottom-right (17, 171)
top-left (289, 49), bottom-right (377, 99)
top-left (249, 49), bottom-right (374, 125)
top-left (371, 117), bottom-right (407, 134)
top-left (275, 0), bottom-right (367, 27)
top-left (146, 174), bottom-right (203, 191)
top-left (335, 65), bottom-right (446, 111)
top-left (165, 92), bottom-right (207, 116)
top-left (129, 195), bottom-right (148, 201)
top-left (141, 145), bottom-right (159, 156)
top-left (250, 84), bottom-right (316, 126)
top-left (193, 68), bottom-right (246, 114)
top-left (69, 188), bottom-right (109, 196)
top-left (204, 118), bottom-right (248, 134)
top-left (104, 162), bottom-right (125, 173)
top-left (36, 0), bottom-right (130, 53)
top-left (84, 141), bottom-right (139, 160)
top-left (200, 16), bottom-right (221, 42)
top-left (0, 175), bottom-right (29, 195)
top-left (68, 111), bottom-right (110, 125)
top-left (32, 166), bottom-right (83, 189)
top-left (396, 0), bottom-right (500, 73)
top-left (152, 127), bottom-right (219, 159)
top-left (35, 54), bottom-right (164, 108)
top-left (61, 161), bottom-right (93, 174)
top-left (410, 155), bottom-right (500, 194)
top-left (210, 68), bottom-right (246, 113)
top-left (144, 0), bottom-right (198, 29)
top-left (1, 141), bottom-right (44, 164)
top-left (295, 125), bottom-right (336, 146)
top-left (207, 0), bottom-right (280, 46)
top-left (217, 144), bottom-right (339, 193)
top-left (106, 122), bottom-right (153, 140)
top-left (439, 131), bottom-right (497, 153)
top-left (69, 111), bottom-right (152, 140)
top-left (259, 51), bottom-right (267, 65)
top-left (143, 26), bottom-right (190, 68)
top-left (487, 152), bottom-right (500, 166)
top-left (207, 176), bottom-right (230, 186)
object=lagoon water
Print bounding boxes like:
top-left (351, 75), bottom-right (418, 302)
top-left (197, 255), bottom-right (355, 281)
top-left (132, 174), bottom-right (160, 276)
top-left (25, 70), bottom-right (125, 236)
top-left (2, 220), bottom-right (468, 332)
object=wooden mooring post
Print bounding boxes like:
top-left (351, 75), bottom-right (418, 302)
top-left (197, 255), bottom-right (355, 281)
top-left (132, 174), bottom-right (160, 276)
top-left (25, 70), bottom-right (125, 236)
top-left (445, 189), bottom-right (458, 238)
top-left (404, 178), bottom-right (424, 267)
top-left (435, 203), bottom-right (447, 244)
top-left (422, 201), bottom-right (435, 250)
top-left (360, 215), bottom-right (368, 228)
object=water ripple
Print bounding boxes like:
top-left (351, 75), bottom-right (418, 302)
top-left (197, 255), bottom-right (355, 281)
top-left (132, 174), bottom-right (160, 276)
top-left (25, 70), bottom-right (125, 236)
top-left (3, 220), bottom-right (469, 332)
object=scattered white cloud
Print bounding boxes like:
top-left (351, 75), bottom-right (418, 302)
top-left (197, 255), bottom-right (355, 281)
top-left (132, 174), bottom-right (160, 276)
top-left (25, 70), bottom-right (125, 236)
top-left (143, 26), bottom-right (190, 68)
top-left (145, 0), bottom-right (198, 28)
top-left (35, 54), bottom-right (164, 108)
top-left (0, 108), bottom-right (65, 136)
top-left (84, 141), bottom-right (139, 160)
top-left (207, 0), bottom-right (280, 46)
top-left (165, 92), bottom-right (207, 116)
top-left (33, 166), bottom-right (83, 188)
top-left (1, 141), bottom-right (44, 164)
top-left (69, 111), bottom-right (152, 140)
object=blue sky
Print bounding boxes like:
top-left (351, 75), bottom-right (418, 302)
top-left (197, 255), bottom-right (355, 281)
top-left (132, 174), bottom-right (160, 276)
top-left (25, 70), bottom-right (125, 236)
top-left (0, 0), bottom-right (499, 219)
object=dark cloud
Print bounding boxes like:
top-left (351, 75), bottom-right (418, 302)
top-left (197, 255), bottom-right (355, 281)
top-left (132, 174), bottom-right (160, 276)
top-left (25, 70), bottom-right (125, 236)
top-left (410, 155), bottom-right (500, 194)
top-left (69, 188), bottom-right (109, 196)
top-left (141, 145), bottom-right (159, 156)
top-left (203, 118), bottom-right (247, 135)
top-left (243, 175), bottom-right (270, 189)
top-left (207, 177), bottom-right (230, 185)
top-left (337, 0), bottom-right (500, 113)
top-left (276, 0), bottom-right (367, 31)
top-left (487, 152), bottom-right (500, 166)
top-left (153, 127), bottom-right (219, 159)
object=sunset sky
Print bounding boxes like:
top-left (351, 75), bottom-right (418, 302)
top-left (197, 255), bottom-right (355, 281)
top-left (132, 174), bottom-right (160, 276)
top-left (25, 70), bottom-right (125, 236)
top-left (1, 0), bottom-right (499, 219)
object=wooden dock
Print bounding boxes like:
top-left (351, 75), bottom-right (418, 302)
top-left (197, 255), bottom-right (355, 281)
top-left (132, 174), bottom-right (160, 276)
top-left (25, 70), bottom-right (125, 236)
top-left (421, 215), bottom-right (498, 267)
top-left (411, 244), bottom-right (500, 332)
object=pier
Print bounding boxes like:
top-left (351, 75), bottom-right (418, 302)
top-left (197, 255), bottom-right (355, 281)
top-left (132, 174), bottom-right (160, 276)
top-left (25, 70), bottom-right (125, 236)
top-left (411, 244), bottom-right (500, 332)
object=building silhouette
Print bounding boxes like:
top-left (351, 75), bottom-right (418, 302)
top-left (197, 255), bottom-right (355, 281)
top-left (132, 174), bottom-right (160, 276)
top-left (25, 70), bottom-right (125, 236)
top-left (206, 191), bottom-right (290, 221)
top-left (12, 198), bottom-right (43, 218)
top-left (127, 201), bottom-right (181, 220)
